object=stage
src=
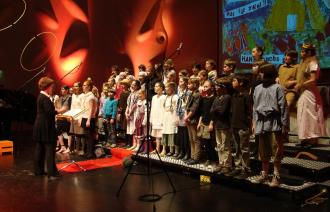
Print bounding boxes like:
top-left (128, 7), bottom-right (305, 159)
top-left (133, 150), bottom-right (329, 202)
top-left (0, 129), bottom-right (329, 211)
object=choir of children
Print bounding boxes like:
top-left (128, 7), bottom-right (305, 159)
top-left (51, 43), bottom-right (325, 188)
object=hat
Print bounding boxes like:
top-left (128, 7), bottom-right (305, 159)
top-left (38, 77), bottom-right (54, 90)
top-left (302, 43), bottom-right (315, 50)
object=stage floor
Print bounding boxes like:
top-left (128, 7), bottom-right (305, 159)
top-left (0, 130), bottom-right (329, 212)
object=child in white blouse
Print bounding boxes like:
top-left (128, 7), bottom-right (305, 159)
top-left (160, 82), bottom-right (179, 157)
top-left (150, 82), bottom-right (166, 153)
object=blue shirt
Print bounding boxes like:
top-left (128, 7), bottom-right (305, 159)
top-left (253, 83), bottom-right (288, 134)
top-left (103, 97), bottom-right (118, 119)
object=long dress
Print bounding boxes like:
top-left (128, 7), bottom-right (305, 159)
top-left (134, 99), bottom-right (147, 141)
top-left (297, 57), bottom-right (325, 139)
top-left (126, 91), bottom-right (139, 135)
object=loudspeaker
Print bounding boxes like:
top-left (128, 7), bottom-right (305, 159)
top-left (94, 144), bottom-right (111, 158)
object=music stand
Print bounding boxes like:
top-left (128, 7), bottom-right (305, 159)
top-left (58, 158), bottom-right (86, 172)
top-left (56, 114), bottom-right (86, 172)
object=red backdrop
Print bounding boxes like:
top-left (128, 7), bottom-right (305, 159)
top-left (0, 0), bottom-right (218, 91)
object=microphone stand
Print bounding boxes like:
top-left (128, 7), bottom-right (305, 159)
top-left (17, 67), bottom-right (46, 91)
top-left (160, 43), bottom-right (182, 82)
top-left (17, 60), bottom-right (82, 91)
top-left (55, 62), bottom-right (83, 85)
top-left (164, 44), bottom-right (182, 61)
top-left (116, 78), bottom-right (176, 204)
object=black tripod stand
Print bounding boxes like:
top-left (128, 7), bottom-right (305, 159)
top-left (57, 116), bottom-right (86, 173)
top-left (116, 79), bottom-right (176, 202)
top-left (54, 62), bottom-right (86, 172)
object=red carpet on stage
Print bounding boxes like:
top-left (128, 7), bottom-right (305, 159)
top-left (56, 148), bottom-right (132, 173)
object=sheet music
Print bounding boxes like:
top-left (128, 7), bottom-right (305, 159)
top-left (63, 109), bottom-right (84, 118)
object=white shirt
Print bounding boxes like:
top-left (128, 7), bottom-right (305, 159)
top-left (81, 92), bottom-right (97, 119)
top-left (40, 91), bottom-right (50, 99)
top-left (71, 93), bottom-right (84, 110)
top-left (150, 94), bottom-right (166, 129)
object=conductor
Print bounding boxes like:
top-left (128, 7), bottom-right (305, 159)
top-left (33, 77), bottom-right (61, 180)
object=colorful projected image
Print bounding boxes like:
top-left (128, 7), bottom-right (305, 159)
top-left (222, 0), bottom-right (330, 69)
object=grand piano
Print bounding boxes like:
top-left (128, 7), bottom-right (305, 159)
top-left (0, 88), bottom-right (36, 140)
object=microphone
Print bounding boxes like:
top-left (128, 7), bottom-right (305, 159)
top-left (176, 42), bottom-right (183, 51)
